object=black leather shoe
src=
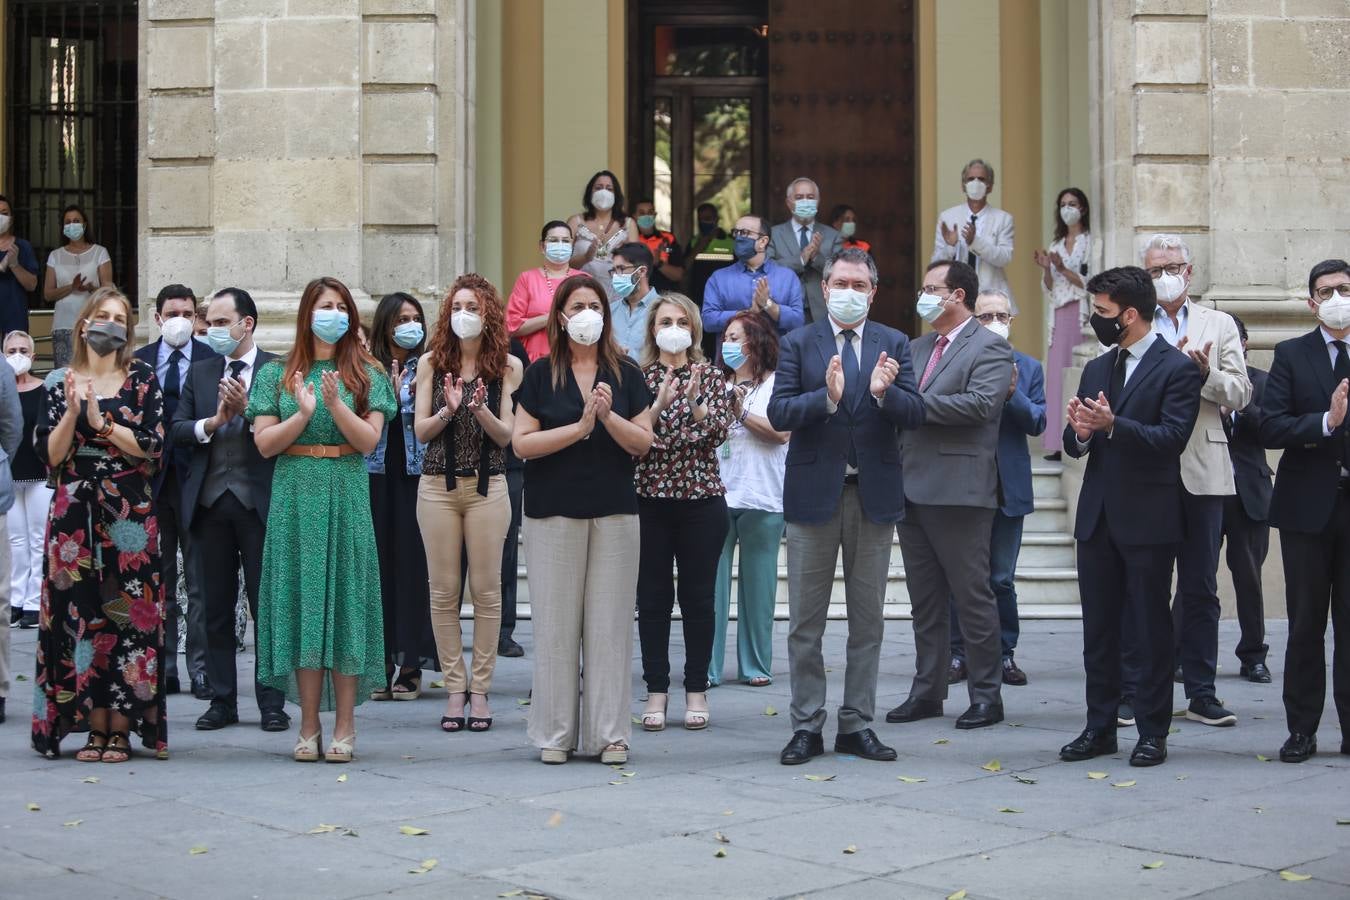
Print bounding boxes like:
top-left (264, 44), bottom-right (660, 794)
top-left (947, 657), bottom-right (967, 685)
top-left (1129, 736), bottom-right (1167, 767)
top-left (1173, 665), bottom-right (1184, 683)
top-left (498, 635), bottom-right (525, 658)
top-left (260, 709), bottom-right (291, 732)
top-left (780, 729), bottom-right (825, 766)
top-left (1279, 732), bottom-right (1317, 763)
top-left (1240, 662), bottom-right (1272, 684)
top-left (1060, 728), bottom-right (1118, 761)
top-left (195, 702), bottom-right (239, 731)
top-left (190, 672), bottom-right (213, 701)
top-left (0, 697), bottom-right (6, 724)
top-left (886, 697), bottom-right (943, 724)
top-left (956, 702), bottom-right (1004, 729)
top-left (834, 728), bottom-right (897, 761)
top-left (165, 675), bottom-right (181, 695)
top-left (1001, 657), bottom-right (1028, 686)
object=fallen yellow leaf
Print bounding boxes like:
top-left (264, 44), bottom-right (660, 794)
top-left (546, 811), bottom-right (564, 828)
top-left (336, 773), bottom-right (348, 783)
top-left (25, 803), bottom-right (39, 812)
top-left (63, 820), bottom-right (83, 828)
top-left (1279, 871), bottom-right (1312, 882)
top-left (398, 825), bottom-right (430, 836)
top-left (997, 807), bottom-right (1022, 814)
top-left (1087, 772), bottom-right (1109, 780)
top-left (981, 759), bottom-right (1002, 773)
top-left (622, 771), bottom-right (635, 778)
top-left (933, 738), bottom-right (950, 745)
top-left (722, 810), bottom-right (734, 816)
top-left (897, 775), bottom-right (927, 784)
top-left (713, 831), bottom-right (730, 844)
top-left (803, 774), bottom-right (836, 782)
top-left (517, 698), bottom-right (530, 706)
top-left (498, 892), bottom-right (524, 898)
top-left (1111, 780), bottom-right (1137, 788)
top-left (608, 780), bottom-right (626, 786)
top-left (408, 858), bottom-right (438, 875)
top-left (1142, 861), bottom-right (1164, 870)
top-left (430, 680), bottom-right (445, 688)
top-left (81, 776), bottom-right (99, 784)
top-left (309, 824), bottom-right (339, 834)
top-left (714, 848), bottom-right (727, 858)
top-left (843, 845), bottom-right (857, 854)
top-left (189, 846), bottom-right (208, 855)
top-left (763, 705), bottom-right (778, 717)
top-left (947, 891), bottom-right (968, 900)
top-left (1255, 754), bottom-right (1272, 762)
top-left (630, 715), bottom-right (643, 725)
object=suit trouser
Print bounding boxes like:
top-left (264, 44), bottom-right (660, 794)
top-left (1222, 494), bottom-right (1270, 667)
top-left (524, 514), bottom-right (637, 756)
top-left (500, 467), bottom-right (524, 639)
top-left (1079, 517), bottom-right (1178, 737)
top-left (950, 510), bottom-right (1024, 662)
top-left (192, 491), bottom-right (285, 713)
top-left (1278, 490), bottom-right (1350, 737)
top-left (1169, 490), bottom-right (1225, 699)
top-left (786, 485), bottom-right (891, 735)
top-left (159, 469), bottom-right (207, 682)
top-left (710, 507), bottom-right (784, 685)
top-left (900, 503), bottom-right (1002, 706)
top-left (7, 479), bottom-right (52, 613)
top-left (0, 518), bottom-right (11, 698)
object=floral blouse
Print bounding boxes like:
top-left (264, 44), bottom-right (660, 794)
top-left (635, 361), bottom-right (734, 500)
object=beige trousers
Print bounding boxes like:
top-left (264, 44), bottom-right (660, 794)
top-left (524, 514), bottom-right (638, 756)
top-left (416, 474), bottom-right (509, 694)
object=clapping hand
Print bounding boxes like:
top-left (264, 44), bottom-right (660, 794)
top-left (61, 369), bottom-right (80, 422)
top-left (1329, 378), bottom-right (1349, 430)
top-left (685, 365), bottom-right (707, 420)
top-left (869, 351), bottom-right (899, 397)
top-left (294, 372), bottom-right (317, 418)
top-left (752, 277), bottom-right (770, 311)
top-left (1176, 337), bottom-right (1213, 378)
top-left (825, 355), bottom-right (845, 404)
top-left (465, 379), bottom-right (489, 414)
top-left (320, 370), bottom-right (344, 411)
top-left (1077, 391), bottom-right (1115, 433)
top-left (592, 382), bottom-right (613, 423)
top-left (443, 373), bottom-right (464, 416)
top-left (578, 389), bottom-right (598, 437)
top-left (802, 231), bottom-right (824, 262)
top-left (390, 359), bottom-right (403, 387)
top-left (1047, 251), bottom-right (1064, 271)
top-left (1008, 361), bottom-right (1019, 399)
top-left (71, 273), bottom-right (92, 293)
top-left (961, 219), bottom-right (977, 245)
top-left (1033, 249), bottom-right (1051, 270)
top-left (1065, 397), bottom-right (1093, 442)
top-left (83, 380), bottom-right (103, 431)
top-left (941, 221), bottom-right (959, 247)
top-left (216, 376), bottom-right (248, 425)
top-left (653, 366), bottom-right (677, 414)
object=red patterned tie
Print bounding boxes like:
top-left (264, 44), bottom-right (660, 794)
top-left (918, 335), bottom-right (949, 390)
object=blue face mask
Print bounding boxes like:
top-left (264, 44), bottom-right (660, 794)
top-left (611, 272), bottom-right (638, 299)
top-left (63, 222), bottom-right (85, 241)
top-left (721, 341), bottom-right (746, 371)
top-left (827, 288), bottom-right (870, 326)
top-left (733, 236), bottom-right (759, 262)
top-left (916, 291), bottom-right (947, 324)
top-left (636, 215), bottom-right (656, 231)
top-left (311, 309), bottom-right (350, 344)
top-left (393, 322), bottom-right (424, 349)
top-left (544, 242), bottom-right (572, 264)
top-left (206, 321), bottom-right (244, 356)
top-left (793, 199), bottom-right (817, 221)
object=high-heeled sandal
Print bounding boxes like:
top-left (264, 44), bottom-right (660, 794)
top-left (76, 729), bottom-right (108, 763)
top-left (467, 693), bottom-right (492, 732)
top-left (101, 731), bottom-right (132, 763)
top-left (391, 669), bottom-right (422, 701)
top-left (642, 693), bottom-right (668, 732)
top-left (294, 727), bottom-right (322, 762)
top-left (441, 692), bottom-right (466, 732)
top-left (326, 733), bottom-right (355, 764)
top-left (600, 742), bottom-right (628, 765)
top-left (684, 693), bottom-right (710, 731)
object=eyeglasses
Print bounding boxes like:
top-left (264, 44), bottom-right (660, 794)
top-left (610, 264), bottom-right (638, 275)
top-left (1145, 264), bottom-right (1186, 278)
top-left (975, 312), bottom-right (1012, 324)
top-left (918, 285), bottom-right (951, 296)
top-left (1315, 283), bottom-right (1350, 302)
top-left (730, 229), bottom-right (764, 239)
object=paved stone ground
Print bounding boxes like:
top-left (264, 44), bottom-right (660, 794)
top-left (1, 619), bottom-right (1347, 900)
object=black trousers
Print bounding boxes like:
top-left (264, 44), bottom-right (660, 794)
top-left (501, 466), bottom-right (524, 637)
top-left (157, 469), bottom-right (206, 682)
top-left (1222, 494), bottom-right (1270, 667)
top-left (191, 491), bottom-right (285, 714)
top-left (637, 495), bottom-right (729, 694)
top-left (1279, 490), bottom-right (1350, 737)
top-left (1170, 490), bottom-right (1225, 700)
top-left (1078, 515), bottom-right (1178, 738)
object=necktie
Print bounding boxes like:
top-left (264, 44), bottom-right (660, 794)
top-left (229, 359), bottom-right (247, 383)
top-left (966, 215), bottom-right (977, 267)
top-left (799, 225), bottom-right (810, 251)
top-left (163, 348), bottom-right (183, 420)
top-left (841, 329), bottom-right (858, 467)
top-left (1109, 347), bottom-right (1129, 404)
top-left (1334, 341), bottom-right (1350, 463)
top-left (918, 334), bottom-right (949, 391)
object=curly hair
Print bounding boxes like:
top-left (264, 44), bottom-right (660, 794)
top-left (426, 274), bottom-right (510, 384)
top-left (720, 309), bottom-right (779, 381)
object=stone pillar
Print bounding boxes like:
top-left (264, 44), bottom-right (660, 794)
top-left (139, 0), bottom-right (471, 349)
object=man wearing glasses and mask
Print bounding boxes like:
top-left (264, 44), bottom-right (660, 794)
top-left (702, 214), bottom-right (805, 343)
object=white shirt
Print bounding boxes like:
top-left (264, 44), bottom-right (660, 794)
top-left (156, 336), bottom-right (196, 390)
top-left (194, 344), bottom-right (259, 443)
top-left (930, 203), bottom-right (1016, 313)
top-left (824, 318), bottom-right (868, 474)
top-left (1076, 332), bottom-right (1158, 450)
top-left (720, 372), bottom-right (786, 513)
top-left (1152, 300), bottom-right (1190, 347)
top-left (1320, 327), bottom-right (1350, 439)
top-left (46, 244), bottom-right (111, 331)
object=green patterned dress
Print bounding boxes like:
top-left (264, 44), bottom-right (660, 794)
top-left (245, 359), bottom-right (397, 709)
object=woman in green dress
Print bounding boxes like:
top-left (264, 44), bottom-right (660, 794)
top-left (246, 276), bottom-right (396, 763)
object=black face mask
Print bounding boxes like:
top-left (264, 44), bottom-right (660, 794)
top-left (1089, 312), bottom-right (1126, 347)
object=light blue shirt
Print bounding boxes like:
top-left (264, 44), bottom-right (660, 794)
top-left (702, 258), bottom-right (805, 334)
top-left (611, 287), bottom-right (658, 361)
top-left (1152, 301), bottom-right (1189, 347)
top-left (155, 335), bottom-right (197, 387)
top-left (1119, 330), bottom-right (1159, 384)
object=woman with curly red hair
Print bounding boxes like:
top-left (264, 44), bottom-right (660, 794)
top-left (414, 274), bottom-right (522, 733)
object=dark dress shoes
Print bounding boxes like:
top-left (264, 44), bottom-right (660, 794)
top-left (1060, 728), bottom-right (1118, 761)
top-left (498, 635), bottom-right (525, 658)
top-left (195, 703), bottom-right (239, 731)
top-left (1279, 732), bottom-right (1317, 763)
top-left (780, 729), bottom-right (825, 766)
top-left (260, 709), bottom-right (291, 732)
top-left (1240, 662), bottom-right (1272, 683)
top-left (191, 672), bottom-right (213, 700)
top-left (165, 675), bottom-right (181, 695)
top-left (1129, 735), bottom-right (1167, 767)
top-left (947, 657), bottom-right (968, 684)
top-left (886, 697), bottom-right (943, 724)
top-left (834, 728), bottom-right (897, 761)
top-left (955, 702), bottom-right (1004, 730)
top-left (1001, 658), bottom-right (1028, 686)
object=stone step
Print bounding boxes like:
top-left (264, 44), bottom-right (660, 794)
top-left (1031, 465), bottom-right (1063, 500)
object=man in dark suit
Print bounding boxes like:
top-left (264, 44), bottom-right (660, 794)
top-left (171, 287), bottom-right (288, 732)
top-left (135, 283), bottom-right (217, 698)
top-left (947, 290), bottom-right (1047, 687)
top-left (888, 262), bottom-right (1013, 730)
top-left (1059, 266), bottom-right (1202, 768)
top-left (1221, 315), bottom-right (1274, 683)
top-left (769, 247), bottom-right (925, 765)
top-left (1259, 259), bottom-right (1350, 763)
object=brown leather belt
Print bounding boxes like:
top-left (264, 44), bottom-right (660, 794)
top-left (284, 443), bottom-right (357, 458)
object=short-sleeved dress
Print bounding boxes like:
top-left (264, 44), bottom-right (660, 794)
top-left (245, 359), bottom-right (397, 710)
top-left (31, 360), bottom-right (167, 758)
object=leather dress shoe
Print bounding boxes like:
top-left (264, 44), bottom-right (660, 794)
top-left (1279, 732), bottom-right (1317, 763)
top-left (190, 672), bottom-right (213, 700)
top-left (947, 657), bottom-right (968, 684)
top-left (195, 702), bottom-right (239, 731)
top-left (260, 709), bottom-right (291, 732)
top-left (1240, 662), bottom-right (1272, 684)
top-left (955, 702), bottom-right (1004, 730)
top-left (165, 675), bottom-right (181, 695)
top-left (1001, 657), bottom-right (1028, 686)
top-left (498, 635), bottom-right (525, 658)
top-left (834, 728), bottom-right (897, 761)
top-left (886, 697), bottom-right (943, 724)
top-left (1060, 728), bottom-right (1118, 761)
top-left (780, 729), bottom-right (825, 766)
top-left (1129, 736), bottom-right (1167, 767)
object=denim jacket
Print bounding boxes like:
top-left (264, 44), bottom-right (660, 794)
top-left (366, 355), bottom-right (425, 475)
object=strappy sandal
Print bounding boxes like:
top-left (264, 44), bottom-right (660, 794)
top-left (325, 732), bottom-right (355, 764)
top-left (642, 693), bottom-right (668, 732)
top-left (684, 693), bottom-right (710, 731)
top-left (294, 727), bottom-right (322, 762)
top-left (600, 742), bottom-right (629, 765)
top-left (467, 693), bottom-right (492, 732)
top-left (391, 669), bottom-right (422, 701)
top-left (441, 692), bottom-right (466, 732)
top-left (748, 676), bottom-right (772, 687)
top-left (76, 729), bottom-right (108, 762)
top-left (101, 731), bottom-right (132, 764)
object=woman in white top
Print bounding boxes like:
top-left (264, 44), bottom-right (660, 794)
top-left (567, 170), bottom-right (639, 301)
top-left (43, 205), bottom-right (112, 368)
top-left (1034, 187), bottom-right (1091, 460)
top-left (709, 310), bottom-right (789, 688)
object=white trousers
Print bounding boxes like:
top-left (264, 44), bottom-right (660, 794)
top-left (7, 479), bottom-right (52, 613)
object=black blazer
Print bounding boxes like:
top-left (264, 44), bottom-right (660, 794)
top-left (134, 339), bottom-right (219, 496)
top-left (169, 350), bottom-right (277, 531)
top-left (1229, 366), bottom-right (1272, 522)
top-left (1064, 336), bottom-right (1203, 546)
top-left (1260, 328), bottom-right (1346, 534)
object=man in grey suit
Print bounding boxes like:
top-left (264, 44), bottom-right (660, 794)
top-left (888, 260), bottom-right (1014, 730)
top-left (767, 177), bottom-right (843, 324)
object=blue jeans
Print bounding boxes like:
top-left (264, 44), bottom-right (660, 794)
top-left (950, 511), bottom-right (1023, 661)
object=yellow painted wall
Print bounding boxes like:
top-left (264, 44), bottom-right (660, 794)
top-left (1000, 0), bottom-right (1044, 355)
top-left (474, 0), bottom-right (504, 287)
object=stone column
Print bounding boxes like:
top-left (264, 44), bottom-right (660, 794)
top-left (139, 0), bottom-right (472, 349)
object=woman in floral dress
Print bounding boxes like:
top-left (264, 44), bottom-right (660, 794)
top-left (32, 287), bottom-right (166, 762)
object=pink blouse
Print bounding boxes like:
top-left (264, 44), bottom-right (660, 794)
top-left (506, 267), bottom-right (583, 362)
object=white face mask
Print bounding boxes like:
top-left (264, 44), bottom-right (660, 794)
top-left (1153, 271), bottom-right (1187, 304)
top-left (655, 325), bottom-right (692, 355)
top-left (984, 321), bottom-right (1011, 340)
top-left (1059, 205), bottom-right (1081, 227)
top-left (827, 287), bottom-right (871, 326)
top-left (5, 352), bottom-right (32, 377)
top-left (0, 213), bottom-right (11, 234)
top-left (160, 316), bottom-right (194, 348)
top-left (964, 178), bottom-right (988, 201)
top-left (591, 189), bottom-right (616, 211)
top-left (1316, 295), bottom-right (1350, 331)
top-left (450, 310), bottom-right (483, 340)
top-left (564, 308), bottom-right (604, 345)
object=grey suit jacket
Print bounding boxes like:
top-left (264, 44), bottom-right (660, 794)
top-left (901, 318), bottom-right (1014, 508)
top-left (767, 219), bottom-right (843, 324)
